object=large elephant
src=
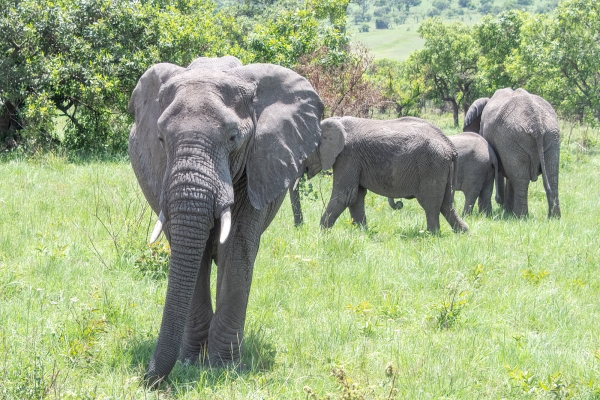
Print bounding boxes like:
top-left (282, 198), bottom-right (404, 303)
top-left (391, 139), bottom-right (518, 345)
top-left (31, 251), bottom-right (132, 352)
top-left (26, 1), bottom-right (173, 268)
top-left (463, 88), bottom-right (561, 218)
top-left (128, 56), bottom-right (323, 386)
top-left (309, 116), bottom-right (469, 233)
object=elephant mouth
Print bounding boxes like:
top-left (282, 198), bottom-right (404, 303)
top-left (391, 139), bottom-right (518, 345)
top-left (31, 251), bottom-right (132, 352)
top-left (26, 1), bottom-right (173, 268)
top-left (149, 206), bottom-right (232, 244)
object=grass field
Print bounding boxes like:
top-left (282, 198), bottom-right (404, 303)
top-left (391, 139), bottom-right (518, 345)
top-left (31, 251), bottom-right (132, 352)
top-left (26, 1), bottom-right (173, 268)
top-left (1, 116), bottom-right (599, 398)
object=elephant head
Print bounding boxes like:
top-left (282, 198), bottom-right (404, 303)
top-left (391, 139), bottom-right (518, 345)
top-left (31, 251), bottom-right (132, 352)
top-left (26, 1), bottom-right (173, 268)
top-left (128, 57), bottom-right (323, 385)
top-left (304, 117), bottom-right (347, 177)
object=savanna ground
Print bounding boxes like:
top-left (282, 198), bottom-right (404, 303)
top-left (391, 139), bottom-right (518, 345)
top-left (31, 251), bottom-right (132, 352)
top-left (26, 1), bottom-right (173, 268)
top-left (1, 114), bottom-right (600, 398)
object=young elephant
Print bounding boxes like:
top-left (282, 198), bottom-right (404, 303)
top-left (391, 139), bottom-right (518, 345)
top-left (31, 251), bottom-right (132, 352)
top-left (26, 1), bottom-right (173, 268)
top-left (449, 132), bottom-right (499, 216)
top-left (309, 116), bottom-right (469, 233)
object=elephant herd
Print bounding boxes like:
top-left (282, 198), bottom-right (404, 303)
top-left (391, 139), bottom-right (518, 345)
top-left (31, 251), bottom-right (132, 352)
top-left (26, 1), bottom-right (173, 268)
top-left (127, 56), bottom-right (561, 386)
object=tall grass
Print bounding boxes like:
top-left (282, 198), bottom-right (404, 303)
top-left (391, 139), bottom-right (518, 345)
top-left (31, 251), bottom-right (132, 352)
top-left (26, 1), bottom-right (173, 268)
top-left (0, 122), bottom-right (599, 398)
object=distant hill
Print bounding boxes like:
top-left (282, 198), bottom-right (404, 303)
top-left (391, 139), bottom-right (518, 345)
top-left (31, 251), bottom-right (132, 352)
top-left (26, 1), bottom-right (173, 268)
top-left (348, 0), bottom-right (559, 60)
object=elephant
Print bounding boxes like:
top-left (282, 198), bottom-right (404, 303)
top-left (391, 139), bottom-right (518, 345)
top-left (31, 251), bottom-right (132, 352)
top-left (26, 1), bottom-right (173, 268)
top-left (389, 132), bottom-right (499, 216)
top-left (463, 88), bottom-right (561, 218)
top-left (308, 116), bottom-right (469, 233)
top-left (448, 132), bottom-right (499, 216)
top-left (128, 56), bottom-right (323, 386)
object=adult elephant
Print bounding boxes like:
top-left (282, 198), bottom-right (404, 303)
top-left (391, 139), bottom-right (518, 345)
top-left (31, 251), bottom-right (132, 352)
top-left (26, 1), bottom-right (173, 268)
top-left (128, 56), bottom-right (323, 386)
top-left (463, 88), bottom-right (561, 218)
top-left (309, 116), bottom-right (469, 233)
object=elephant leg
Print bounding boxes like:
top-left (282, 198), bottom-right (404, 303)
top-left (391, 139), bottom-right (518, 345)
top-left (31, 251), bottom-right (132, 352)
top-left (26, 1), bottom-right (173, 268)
top-left (320, 173), bottom-right (358, 228)
top-left (289, 182), bottom-right (303, 226)
top-left (478, 177), bottom-right (494, 216)
top-left (510, 178), bottom-right (530, 218)
top-left (416, 195), bottom-right (442, 233)
top-left (441, 200), bottom-right (468, 233)
top-left (207, 191), bottom-right (285, 368)
top-left (179, 245), bottom-right (214, 365)
top-left (348, 186), bottom-right (367, 227)
top-left (503, 178), bottom-right (515, 214)
top-left (495, 172), bottom-right (505, 205)
top-left (461, 189), bottom-right (478, 216)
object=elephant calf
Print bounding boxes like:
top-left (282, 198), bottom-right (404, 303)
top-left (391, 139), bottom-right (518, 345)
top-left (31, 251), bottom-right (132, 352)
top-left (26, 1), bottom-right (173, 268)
top-left (449, 132), bottom-right (499, 216)
top-left (307, 116), bottom-right (469, 233)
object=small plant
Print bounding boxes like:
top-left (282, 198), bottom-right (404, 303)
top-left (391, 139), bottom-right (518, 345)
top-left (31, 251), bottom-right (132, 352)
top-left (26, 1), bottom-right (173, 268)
top-left (470, 263), bottom-right (484, 285)
top-left (432, 283), bottom-right (470, 330)
top-left (360, 23), bottom-right (370, 32)
top-left (522, 269), bottom-right (550, 285)
top-left (134, 241), bottom-right (170, 280)
top-left (507, 366), bottom-right (575, 398)
top-left (330, 366), bottom-right (373, 399)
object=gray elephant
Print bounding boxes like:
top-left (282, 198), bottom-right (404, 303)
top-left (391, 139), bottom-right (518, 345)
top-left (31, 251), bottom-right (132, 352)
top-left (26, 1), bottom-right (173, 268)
top-left (389, 132), bottom-right (499, 216)
top-left (128, 56), bottom-right (323, 386)
top-left (463, 88), bottom-right (561, 218)
top-left (448, 132), bottom-right (499, 216)
top-left (308, 116), bottom-right (469, 233)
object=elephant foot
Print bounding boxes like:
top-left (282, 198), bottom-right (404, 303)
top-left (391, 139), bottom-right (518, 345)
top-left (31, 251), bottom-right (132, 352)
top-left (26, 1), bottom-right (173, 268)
top-left (143, 371), bottom-right (167, 390)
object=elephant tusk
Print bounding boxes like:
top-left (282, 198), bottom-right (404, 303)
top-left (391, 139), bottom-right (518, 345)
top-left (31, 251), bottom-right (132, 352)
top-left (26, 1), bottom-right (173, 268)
top-left (149, 211), bottom-right (165, 244)
top-left (219, 207), bottom-right (232, 244)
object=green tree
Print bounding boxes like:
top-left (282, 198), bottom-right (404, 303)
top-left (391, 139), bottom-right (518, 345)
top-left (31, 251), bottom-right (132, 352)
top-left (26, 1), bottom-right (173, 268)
top-left (516, 0), bottom-right (600, 122)
top-left (368, 58), bottom-right (423, 117)
top-left (0, 0), bottom-right (247, 152)
top-left (474, 10), bottom-right (528, 94)
top-left (247, 0), bottom-right (349, 68)
top-left (410, 18), bottom-right (479, 127)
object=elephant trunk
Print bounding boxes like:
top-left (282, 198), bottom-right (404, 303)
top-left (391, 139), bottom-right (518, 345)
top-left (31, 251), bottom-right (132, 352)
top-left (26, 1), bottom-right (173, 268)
top-left (145, 145), bottom-right (234, 387)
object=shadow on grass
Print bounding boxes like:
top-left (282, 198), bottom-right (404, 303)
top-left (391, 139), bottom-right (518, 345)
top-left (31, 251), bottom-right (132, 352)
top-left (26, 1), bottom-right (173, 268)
top-left (124, 326), bottom-right (276, 392)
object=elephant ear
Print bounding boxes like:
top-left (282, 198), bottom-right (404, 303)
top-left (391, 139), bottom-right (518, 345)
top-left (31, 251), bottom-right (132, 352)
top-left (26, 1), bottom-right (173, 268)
top-left (232, 64), bottom-right (324, 210)
top-left (318, 117), bottom-right (346, 171)
top-left (128, 63), bottom-right (186, 214)
top-left (463, 97), bottom-right (489, 133)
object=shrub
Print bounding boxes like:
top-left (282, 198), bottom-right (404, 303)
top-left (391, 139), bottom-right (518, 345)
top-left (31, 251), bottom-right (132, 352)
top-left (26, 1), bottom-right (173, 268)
top-left (375, 18), bottom-right (390, 29)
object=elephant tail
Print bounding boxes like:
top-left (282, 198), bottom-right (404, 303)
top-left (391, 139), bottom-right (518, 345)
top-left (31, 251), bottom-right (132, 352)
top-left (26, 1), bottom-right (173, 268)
top-left (536, 135), bottom-right (552, 200)
top-left (451, 153), bottom-right (459, 205)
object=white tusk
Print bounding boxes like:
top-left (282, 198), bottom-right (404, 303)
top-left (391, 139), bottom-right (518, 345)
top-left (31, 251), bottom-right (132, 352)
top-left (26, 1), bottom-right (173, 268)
top-left (219, 207), bottom-right (231, 244)
top-left (149, 211), bottom-right (165, 244)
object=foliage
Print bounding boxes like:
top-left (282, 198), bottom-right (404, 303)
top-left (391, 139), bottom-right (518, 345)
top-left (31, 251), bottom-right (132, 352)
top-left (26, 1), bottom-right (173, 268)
top-left (367, 58), bottom-right (423, 117)
top-left (516, 0), bottom-right (600, 123)
top-left (408, 18), bottom-right (479, 126)
top-left (0, 0), bottom-right (248, 153)
top-left (474, 10), bottom-right (528, 94)
top-left (246, 0), bottom-right (349, 68)
top-left (295, 45), bottom-right (382, 117)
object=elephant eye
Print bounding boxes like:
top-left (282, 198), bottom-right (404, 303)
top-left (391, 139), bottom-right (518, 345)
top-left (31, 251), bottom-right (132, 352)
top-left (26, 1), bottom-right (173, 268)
top-left (229, 129), bottom-right (239, 142)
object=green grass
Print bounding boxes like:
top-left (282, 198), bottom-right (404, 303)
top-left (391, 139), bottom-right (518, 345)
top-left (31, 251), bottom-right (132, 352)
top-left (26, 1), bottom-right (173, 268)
top-left (1, 120), bottom-right (600, 398)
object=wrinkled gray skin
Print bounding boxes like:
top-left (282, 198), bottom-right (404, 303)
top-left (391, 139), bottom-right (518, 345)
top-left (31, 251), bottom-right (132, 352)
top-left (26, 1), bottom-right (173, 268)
top-left (311, 116), bottom-right (469, 233)
top-left (449, 132), bottom-right (499, 216)
top-left (464, 88), bottom-right (561, 218)
top-left (289, 180), bottom-right (304, 226)
top-left (128, 56), bottom-right (323, 386)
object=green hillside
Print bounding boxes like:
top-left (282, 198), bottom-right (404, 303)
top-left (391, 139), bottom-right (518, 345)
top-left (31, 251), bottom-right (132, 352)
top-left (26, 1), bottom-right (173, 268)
top-left (348, 0), bottom-right (559, 60)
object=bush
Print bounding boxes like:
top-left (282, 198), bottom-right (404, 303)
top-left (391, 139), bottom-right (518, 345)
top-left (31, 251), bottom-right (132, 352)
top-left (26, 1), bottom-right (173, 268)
top-left (376, 18), bottom-right (390, 29)
top-left (360, 23), bottom-right (370, 32)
